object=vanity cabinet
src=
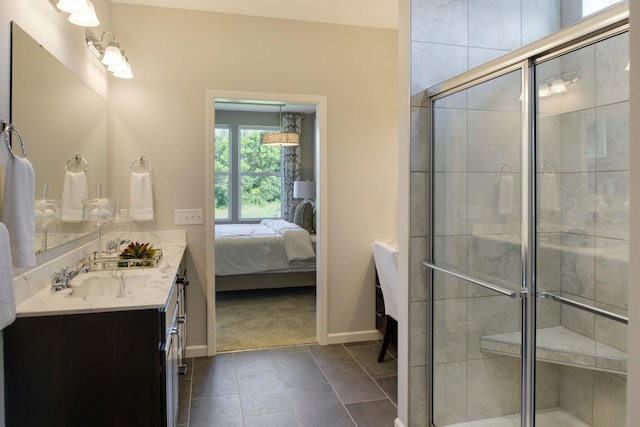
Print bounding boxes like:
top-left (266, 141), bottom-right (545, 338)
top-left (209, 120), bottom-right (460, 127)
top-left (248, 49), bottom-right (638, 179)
top-left (3, 261), bottom-right (188, 427)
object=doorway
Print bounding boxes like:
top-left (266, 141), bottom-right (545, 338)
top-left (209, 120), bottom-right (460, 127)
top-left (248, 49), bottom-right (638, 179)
top-left (205, 90), bottom-right (328, 356)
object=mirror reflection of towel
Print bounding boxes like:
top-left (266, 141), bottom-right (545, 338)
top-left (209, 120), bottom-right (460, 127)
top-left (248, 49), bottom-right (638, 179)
top-left (498, 174), bottom-right (514, 215)
top-left (130, 172), bottom-right (154, 221)
top-left (61, 171), bottom-right (88, 222)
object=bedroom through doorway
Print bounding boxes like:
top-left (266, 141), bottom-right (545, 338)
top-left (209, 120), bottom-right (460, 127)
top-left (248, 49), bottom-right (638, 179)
top-left (210, 95), bottom-right (321, 352)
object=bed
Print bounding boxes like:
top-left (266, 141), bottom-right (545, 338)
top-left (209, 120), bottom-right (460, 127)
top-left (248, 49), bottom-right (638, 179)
top-left (214, 219), bottom-right (316, 291)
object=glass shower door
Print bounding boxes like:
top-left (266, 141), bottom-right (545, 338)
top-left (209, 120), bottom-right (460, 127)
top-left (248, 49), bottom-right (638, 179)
top-left (430, 68), bottom-right (525, 426)
top-left (534, 30), bottom-right (629, 427)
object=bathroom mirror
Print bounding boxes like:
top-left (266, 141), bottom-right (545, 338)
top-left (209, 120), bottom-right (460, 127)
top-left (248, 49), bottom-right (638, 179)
top-left (10, 22), bottom-right (108, 253)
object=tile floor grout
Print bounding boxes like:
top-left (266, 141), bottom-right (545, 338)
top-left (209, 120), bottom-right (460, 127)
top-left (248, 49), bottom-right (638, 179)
top-left (178, 341), bottom-right (398, 426)
top-left (342, 343), bottom-right (399, 408)
top-left (306, 344), bottom-right (360, 426)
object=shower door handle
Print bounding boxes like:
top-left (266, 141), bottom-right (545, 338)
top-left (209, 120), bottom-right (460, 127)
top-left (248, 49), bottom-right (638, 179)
top-left (422, 261), bottom-right (525, 299)
top-left (538, 291), bottom-right (628, 324)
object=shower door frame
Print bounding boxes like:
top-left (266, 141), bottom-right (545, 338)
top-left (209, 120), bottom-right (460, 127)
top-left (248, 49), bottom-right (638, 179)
top-left (423, 4), bottom-right (629, 427)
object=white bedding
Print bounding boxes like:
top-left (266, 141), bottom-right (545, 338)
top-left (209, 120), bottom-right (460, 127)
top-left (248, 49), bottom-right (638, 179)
top-left (215, 220), bottom-right (316, 276)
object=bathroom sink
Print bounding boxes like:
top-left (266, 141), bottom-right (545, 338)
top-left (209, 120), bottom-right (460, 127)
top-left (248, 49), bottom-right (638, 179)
top-left (69, 271), bottom-right (151, 298)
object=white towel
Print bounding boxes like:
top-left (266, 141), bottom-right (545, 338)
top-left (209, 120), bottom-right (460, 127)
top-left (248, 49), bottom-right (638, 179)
top-left (0, 222), bottom-right (16, 329)
top-left (61, 171), bottom-right (88, 222)
top-left (1, 156), bottom-right (35, 267)
top-left (130, 172), bottom-right (154, 221)
top-left (498, 174), bottom-right (514, 215)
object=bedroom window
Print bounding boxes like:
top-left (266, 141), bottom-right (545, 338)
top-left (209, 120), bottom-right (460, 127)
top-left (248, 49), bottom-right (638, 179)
top-left (214, 126), bottom-right (231, 220)
top-left (239, 127), bottom-right (282, 219)
top-left (214, 124), bottom-right (282, 222)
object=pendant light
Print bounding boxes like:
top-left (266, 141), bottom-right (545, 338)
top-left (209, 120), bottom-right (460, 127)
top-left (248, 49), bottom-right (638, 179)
top-left (260, 105), bottom-right (300, 146)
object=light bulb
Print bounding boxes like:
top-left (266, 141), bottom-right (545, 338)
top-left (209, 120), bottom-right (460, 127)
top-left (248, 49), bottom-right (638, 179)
top-left (101, 44), bottom-right (125, 67)
top-left (56, 0), bottom-right (89, 13)
top-left (68, 0), bottom-right (99, 27)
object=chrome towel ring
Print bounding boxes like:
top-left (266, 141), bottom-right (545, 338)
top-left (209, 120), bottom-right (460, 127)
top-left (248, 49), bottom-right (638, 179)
top-left (2, 121), bottom-right (26, 160)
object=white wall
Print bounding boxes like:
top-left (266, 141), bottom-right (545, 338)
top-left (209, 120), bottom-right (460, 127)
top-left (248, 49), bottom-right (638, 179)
top-left (107, 4), bottom-right (399, 348)
top-left (397, 0), bottom-right (411, 424)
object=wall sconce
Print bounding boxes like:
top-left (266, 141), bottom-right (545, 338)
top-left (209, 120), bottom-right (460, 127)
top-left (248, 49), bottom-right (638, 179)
top-left (538, 72), bottom-right (581, 98)
top-left (85, 30), bottom-right (134, 79)
top-left (55, 0), bottom-right (99, 27)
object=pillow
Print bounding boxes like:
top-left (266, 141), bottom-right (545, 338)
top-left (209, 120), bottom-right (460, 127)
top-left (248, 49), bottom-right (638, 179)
top-left (293, 201), bottom-right (314, 233)
top-left (288, 200), bottom-right (300, 223)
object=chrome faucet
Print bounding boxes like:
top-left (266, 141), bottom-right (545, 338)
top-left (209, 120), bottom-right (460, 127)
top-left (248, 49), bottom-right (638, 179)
top-left (50, 259), bottom-right (91, 291)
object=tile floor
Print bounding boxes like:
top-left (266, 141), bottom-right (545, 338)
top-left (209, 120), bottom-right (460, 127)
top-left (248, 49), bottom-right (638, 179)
top-left (178, 341), bottom-right (398, 426)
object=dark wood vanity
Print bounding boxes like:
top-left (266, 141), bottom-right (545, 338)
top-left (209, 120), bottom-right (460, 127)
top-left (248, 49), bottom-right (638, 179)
top-left (3, 259), bottom-right (187, 427)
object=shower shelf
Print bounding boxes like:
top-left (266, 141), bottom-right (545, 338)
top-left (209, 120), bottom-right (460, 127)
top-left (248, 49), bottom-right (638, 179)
top-left (480, 325), bottom-right (626, 375)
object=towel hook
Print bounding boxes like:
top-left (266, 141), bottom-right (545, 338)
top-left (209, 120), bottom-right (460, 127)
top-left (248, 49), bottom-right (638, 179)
top-left (130, 155), bottom-right (152, 173)
top-left (2, 121), bottom-right (26, 160)
top-left (65, 154), bottom-right (88, 173)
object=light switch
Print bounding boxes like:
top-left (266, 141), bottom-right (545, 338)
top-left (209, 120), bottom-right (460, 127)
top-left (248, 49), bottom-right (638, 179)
top-left (175, 209), bottom-right (204, 225)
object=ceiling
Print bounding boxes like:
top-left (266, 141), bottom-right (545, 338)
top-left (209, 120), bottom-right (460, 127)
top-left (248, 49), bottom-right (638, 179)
top-left (110, 0), bottom-right (399, 30)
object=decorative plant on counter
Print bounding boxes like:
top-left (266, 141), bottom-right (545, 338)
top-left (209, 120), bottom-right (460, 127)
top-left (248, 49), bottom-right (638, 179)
top-left (118, 241), bottom-right (159, 267)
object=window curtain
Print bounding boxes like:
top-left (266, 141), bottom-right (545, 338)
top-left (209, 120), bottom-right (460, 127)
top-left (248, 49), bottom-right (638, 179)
top-left (282, 113), bottom-right (302, 221)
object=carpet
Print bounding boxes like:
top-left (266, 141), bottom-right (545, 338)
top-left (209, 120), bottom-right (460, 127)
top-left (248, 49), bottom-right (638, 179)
top-left (215, 286), bottom-right (317, 352)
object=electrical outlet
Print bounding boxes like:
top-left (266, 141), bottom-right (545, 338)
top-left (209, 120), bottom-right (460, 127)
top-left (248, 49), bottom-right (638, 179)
top-left (175, 209), bottom-right (204, 225)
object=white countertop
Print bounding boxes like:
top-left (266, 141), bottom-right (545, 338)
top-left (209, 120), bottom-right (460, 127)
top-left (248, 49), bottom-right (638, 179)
top-left (15, 232), bottom-right (186, 317)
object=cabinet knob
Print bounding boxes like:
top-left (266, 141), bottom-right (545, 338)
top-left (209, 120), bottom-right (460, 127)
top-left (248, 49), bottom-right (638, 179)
top-left (178, 315), bottom-right (187, 324)
top-left (178, 364), bottom-right (188, 375)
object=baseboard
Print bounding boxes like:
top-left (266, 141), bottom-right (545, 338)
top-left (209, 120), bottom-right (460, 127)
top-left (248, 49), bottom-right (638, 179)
top-left (185, 345), bottom-right (208, 358)
top-left (394, 418), bottom-right (406, 427)
top-left (326, 329), bottom-right (383, 344)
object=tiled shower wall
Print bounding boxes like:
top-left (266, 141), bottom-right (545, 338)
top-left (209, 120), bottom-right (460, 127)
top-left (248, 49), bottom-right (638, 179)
top-left (409, 1), bottom-right (627, 425)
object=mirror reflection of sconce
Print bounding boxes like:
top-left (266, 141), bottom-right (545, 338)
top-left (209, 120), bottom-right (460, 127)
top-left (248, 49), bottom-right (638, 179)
top-left (85, 30), bottom-right (134, 79)
top-left (538, 72), bottom-right (581, 98)
top-left (54, 0), bottom-right (100, 27)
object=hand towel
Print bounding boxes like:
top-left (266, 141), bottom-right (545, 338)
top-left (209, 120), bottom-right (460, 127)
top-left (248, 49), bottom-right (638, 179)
top-left (1, 156), bottom-right (35, 267)
top-left (0, 222), bottom-right (16, 329)
top-left (498, 174), bottom-right (514, 215)
top-left (61, 171), bottom-right (88, 222)
top-left (130, 171), bottom-right (154, 221)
